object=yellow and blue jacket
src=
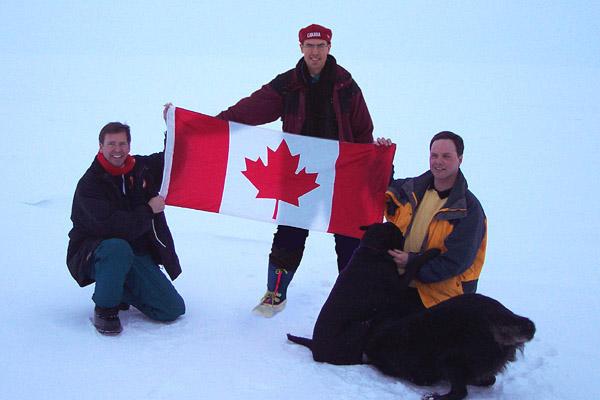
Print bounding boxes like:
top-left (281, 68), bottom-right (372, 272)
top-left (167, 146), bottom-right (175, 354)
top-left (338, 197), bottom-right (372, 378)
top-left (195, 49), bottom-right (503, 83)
top-left (385, 170), bottom-right (487, 308)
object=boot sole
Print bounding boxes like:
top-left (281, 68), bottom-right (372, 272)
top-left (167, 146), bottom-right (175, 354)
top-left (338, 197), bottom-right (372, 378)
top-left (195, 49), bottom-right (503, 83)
top-left (252, 300), bottom-right (287, 318)
top-left (90, 317), bottom-right (123, 335)
top-left (95, 328), bottom-right (122, 335)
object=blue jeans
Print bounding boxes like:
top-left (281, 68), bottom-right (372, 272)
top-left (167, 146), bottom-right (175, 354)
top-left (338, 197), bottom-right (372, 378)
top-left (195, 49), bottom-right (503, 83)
top-left (91, 238), bottom-right (185, 321)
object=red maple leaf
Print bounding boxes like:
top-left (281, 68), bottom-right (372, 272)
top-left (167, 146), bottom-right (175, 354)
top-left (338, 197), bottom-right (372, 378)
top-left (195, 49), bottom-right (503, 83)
top-left (242, 139), bottom-right (320, 219)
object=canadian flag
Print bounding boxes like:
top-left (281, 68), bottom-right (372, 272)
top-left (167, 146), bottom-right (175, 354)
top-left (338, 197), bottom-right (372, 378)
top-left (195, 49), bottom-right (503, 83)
top-left (160, 107), bottom-right (396, 238)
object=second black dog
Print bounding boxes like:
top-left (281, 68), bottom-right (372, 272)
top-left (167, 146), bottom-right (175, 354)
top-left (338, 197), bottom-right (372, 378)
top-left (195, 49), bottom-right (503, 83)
top-left (364, 293), bottom-right (536, 400)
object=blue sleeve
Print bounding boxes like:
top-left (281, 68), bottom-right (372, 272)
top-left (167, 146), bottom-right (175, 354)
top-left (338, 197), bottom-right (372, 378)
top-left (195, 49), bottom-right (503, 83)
top-left (417, 203), bottom-right (486, 283)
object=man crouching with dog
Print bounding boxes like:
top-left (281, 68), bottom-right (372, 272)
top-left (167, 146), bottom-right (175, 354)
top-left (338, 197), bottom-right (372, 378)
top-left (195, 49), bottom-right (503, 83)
top-left (288, 131), bottom-right (487, 362)
top-left (382, 130), bottom-right (487, 311)
top-left (288, 133), bottom-right (535, 400)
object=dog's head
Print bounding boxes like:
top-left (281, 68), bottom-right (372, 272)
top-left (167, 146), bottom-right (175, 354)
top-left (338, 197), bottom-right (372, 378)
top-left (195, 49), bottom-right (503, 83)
top-left (490, 311), bottom-right (536, 348)
top-left (359, 222), bottom-right (405, 252)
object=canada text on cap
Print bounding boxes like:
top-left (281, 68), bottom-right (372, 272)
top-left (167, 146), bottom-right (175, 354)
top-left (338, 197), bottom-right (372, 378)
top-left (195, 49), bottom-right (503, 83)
top-left (298, 24), bottom-right (332, 43)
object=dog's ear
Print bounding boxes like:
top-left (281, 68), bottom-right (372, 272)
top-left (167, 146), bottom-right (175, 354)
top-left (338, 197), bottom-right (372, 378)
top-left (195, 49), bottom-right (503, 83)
top-left (386, 223), bottom-right (405, 250)
top-left (359, 225), bottom-right (370, 231)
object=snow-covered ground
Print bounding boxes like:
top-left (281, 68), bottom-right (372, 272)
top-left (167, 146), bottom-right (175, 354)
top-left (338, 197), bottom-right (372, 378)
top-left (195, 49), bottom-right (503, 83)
top-left (2, 2), bottom-right (599, 399)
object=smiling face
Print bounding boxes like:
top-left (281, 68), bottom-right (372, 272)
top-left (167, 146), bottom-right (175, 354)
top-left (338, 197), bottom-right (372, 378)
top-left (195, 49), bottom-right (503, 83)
top-left (300, 38), bottom-right (331, 76)
top-left (429, 139), bottom-right (462, 191)
top-left (99, 131), bottom-right (130, 167)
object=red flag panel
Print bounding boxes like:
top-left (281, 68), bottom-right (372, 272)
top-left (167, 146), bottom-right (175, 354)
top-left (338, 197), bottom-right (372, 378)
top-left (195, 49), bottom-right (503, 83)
top-left (328, 142), bottom-right (396, 238)
top-left (166, 108), bottom-right (229, 212)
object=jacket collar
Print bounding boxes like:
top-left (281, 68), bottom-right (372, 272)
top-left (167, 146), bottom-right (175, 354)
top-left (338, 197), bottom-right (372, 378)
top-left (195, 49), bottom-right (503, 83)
top-left (294, 55), bottom-right (352, 88)
top-left (402, 169), bottom-right (469, 219)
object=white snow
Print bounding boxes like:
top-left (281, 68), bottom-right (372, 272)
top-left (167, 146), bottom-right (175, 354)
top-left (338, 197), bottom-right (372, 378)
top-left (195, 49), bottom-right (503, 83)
top-left (1, 1), bottom-right (599, 399)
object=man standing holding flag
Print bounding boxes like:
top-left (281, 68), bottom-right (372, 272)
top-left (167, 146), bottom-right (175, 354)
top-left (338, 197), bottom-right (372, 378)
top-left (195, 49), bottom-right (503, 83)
top-left (215, 23), bottom-right (374, 317)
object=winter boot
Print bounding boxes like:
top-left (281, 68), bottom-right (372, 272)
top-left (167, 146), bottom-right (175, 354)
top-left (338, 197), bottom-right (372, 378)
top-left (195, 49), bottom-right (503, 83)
top-left (93, 306), bottom-right (123, 335)
top-left (252, 263), bottom-right (295, 318)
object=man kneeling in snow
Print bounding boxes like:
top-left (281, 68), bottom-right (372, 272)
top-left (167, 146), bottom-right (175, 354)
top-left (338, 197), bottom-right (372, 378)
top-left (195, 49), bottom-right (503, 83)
top-left (67, 122), bottom-right (185, 335)
top-left (382, 131), bottom-right (487, 309)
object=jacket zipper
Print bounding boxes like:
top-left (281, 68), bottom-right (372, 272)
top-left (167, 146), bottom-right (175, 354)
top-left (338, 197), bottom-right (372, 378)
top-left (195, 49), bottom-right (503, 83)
top-left (152, 220), bottom-right (167, 248)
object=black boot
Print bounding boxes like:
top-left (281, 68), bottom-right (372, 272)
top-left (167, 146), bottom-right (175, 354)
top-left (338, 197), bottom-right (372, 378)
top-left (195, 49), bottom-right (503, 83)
top-left (93, 306), bottom-right (123, 335)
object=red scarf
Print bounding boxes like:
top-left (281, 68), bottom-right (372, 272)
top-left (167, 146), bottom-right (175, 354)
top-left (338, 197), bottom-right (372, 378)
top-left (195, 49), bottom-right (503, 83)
top-left (96, 151), bottom-right (136, 176)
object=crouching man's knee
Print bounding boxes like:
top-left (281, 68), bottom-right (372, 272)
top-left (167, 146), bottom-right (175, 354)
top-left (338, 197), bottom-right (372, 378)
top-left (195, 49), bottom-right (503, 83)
top-left (93, 238), bottom-right (134, 278)
top-left (156, 293), bottom-right (186, 322)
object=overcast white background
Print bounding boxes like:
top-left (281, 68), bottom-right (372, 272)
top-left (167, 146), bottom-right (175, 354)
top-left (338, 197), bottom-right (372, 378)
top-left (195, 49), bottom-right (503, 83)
top-left (1, 1), bottom-right (599, 399)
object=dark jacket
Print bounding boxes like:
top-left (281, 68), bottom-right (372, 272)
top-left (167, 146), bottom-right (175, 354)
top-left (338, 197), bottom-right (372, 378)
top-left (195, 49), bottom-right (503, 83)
top-left (216, 55), bottom-right (374, 144)
top-left (67, 153), bottom-right (181, 287)
top-left (385, 170), bottom-right (487, 308)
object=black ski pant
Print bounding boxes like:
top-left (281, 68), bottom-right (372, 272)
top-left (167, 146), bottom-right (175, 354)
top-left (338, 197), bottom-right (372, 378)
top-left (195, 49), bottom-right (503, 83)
top-left (268, 225), bottom-right (360, 272)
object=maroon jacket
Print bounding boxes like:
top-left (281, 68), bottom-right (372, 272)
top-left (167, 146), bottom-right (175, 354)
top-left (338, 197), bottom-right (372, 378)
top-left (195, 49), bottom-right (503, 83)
top-left (216, 55), bottom-right (374, 144)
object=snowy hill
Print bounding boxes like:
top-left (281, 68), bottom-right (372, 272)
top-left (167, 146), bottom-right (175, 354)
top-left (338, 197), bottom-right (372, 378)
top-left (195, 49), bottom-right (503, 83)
top-left (1, 2), bottom-right (599, 399)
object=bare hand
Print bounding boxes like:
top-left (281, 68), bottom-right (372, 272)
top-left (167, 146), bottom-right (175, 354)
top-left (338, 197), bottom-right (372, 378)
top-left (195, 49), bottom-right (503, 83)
top-left (148, 196), bottom-right (165, 214)
top-left (163, 102), bottom-right (173, 121)
top-left (388, 249), bottom-right (409, 266)
top-left (374, 137), bottom-right (393, 146)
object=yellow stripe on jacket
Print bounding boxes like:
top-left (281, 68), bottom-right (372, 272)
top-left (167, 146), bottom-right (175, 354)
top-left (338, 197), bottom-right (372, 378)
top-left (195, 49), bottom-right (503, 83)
top-left (385, 190), bottom-right (487, 308)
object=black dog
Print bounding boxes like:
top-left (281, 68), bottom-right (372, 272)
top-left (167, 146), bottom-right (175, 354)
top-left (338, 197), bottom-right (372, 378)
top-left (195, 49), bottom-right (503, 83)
top-left (364, 293), bottom-right (536, 400)
top-left (287, 222), bottom-right (440, 365)
top-left (288, 222), bottom-right (536, 400)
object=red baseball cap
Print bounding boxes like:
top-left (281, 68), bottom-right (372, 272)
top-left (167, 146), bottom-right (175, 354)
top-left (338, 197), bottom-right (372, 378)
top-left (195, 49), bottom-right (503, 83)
top-left (298, 24), bottom-right (332, 44)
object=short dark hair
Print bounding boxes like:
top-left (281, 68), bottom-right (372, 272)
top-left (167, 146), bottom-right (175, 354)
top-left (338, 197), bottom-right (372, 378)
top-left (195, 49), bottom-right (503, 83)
top-left (99, 122), bottom-right (131, 144)
top-left (429, 131), bottom-right (464, 156)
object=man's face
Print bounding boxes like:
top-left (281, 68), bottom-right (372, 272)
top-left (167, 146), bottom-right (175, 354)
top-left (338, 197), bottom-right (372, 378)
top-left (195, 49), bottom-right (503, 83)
top-left (99, 132), bottom-right (130, 167)
top-left (300, 38), bottom-right (330, 76)
top-left (429, 139), bottom-right (462, 183)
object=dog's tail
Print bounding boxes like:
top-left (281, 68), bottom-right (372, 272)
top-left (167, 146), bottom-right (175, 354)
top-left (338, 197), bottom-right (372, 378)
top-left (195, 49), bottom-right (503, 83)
top-left (287, 333), bottom-right (313, 350)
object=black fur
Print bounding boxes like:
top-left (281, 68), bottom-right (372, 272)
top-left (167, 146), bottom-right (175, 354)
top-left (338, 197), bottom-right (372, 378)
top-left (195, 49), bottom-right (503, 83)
top-left (364, 293), bottom-right (536, 400)
top-left (287, 222), bottom-right (440, 364)
top-left (287, 222), bottom-right (536, 400)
